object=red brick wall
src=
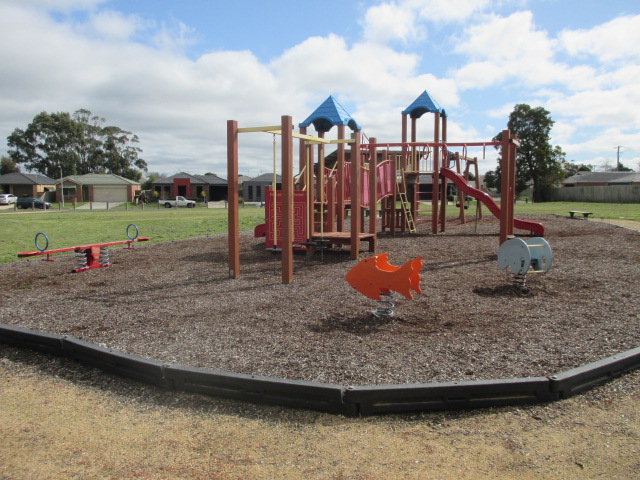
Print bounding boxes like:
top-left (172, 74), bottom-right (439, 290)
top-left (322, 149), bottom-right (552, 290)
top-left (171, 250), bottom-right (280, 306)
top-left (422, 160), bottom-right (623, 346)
top-left (173, 178), bottom-right (191, 198)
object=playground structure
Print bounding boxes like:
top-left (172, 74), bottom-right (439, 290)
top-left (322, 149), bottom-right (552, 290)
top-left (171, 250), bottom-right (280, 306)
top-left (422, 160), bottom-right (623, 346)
top-left (17, 224), bottom-right (149, 273)
top-left (227, 92), bottom-right (544, 283)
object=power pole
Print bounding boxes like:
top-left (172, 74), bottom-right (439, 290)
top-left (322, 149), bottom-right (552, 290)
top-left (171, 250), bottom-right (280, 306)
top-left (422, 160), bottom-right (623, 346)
top-left (615, 146), bottom-right (622, 170)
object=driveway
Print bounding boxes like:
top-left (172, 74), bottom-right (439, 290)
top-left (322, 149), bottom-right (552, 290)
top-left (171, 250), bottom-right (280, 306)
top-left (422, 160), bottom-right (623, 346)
top-left (75, 202), bottom-right (123, 210)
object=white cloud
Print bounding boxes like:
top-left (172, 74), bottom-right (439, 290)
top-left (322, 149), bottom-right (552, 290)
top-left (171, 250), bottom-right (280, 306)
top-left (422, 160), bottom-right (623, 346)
top-left (453, 61), bottom-right (508, 90)
top-left (550, 120), bottom-right (576, 146)
top-left (80, 10), bottom-right (144, 41)
top-left (409, 0), bottom-right (492, 23)
top-left (271, 34), bottom-right (458, 111)
top-left (453, 11), bottom-right (563, 88)
top-left (547, 84), bottom-right (640, 129)
top-left (560, 15), bottom-right (640, 63)
top-left (360, 0), bottom-right (492, 45)
top-left (361, 3), bottom-right (422, 44)
top-left (20, 0), bottom-right (105, 11)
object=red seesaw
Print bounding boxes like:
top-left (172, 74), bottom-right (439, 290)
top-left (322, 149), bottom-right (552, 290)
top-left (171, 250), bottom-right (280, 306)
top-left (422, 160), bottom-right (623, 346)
top-left (17, 224), bottom-right (149, 273)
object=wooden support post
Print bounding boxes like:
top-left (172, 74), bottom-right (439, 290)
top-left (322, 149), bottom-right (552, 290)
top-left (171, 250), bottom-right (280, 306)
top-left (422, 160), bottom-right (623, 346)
top-left (368, 138), bottom-right (377, 251)
top-left (499, 129), bottom-right (515, 244)
top-left (439, 172), bottom-right (447, 232)
top-left (410, 117), bottom-right (417, 171)
top-left (442, 113), bottom-right (447, 144)
top-left (401, 113), bottom-right (408, 172)
top-left (317, 130), bottom-right (325, 209)
top-left (350, 131), bottom-right (361, 259)
top-left (227, 120), bottom-right (240, 278)
top-left (281, 115), bottom-right (294, 284)
top-left (474, 158), bottom-right (482, 219)
top-left (337, 125), bottom-right (346, 232)
top-left (456, 152), bottom-right (465, 223)
top-left (326, 177), bottom-right (335, 233)
top-left (390, 152), bottom-right (397, 235)
top-left (432, 113), bottom-right (440, 234)
top-left (298, 126), bottom-right (307, 190)
top-left (307, 141), bottom-right (315, 235)
top-left (508, 134), bottom-right (517, 238)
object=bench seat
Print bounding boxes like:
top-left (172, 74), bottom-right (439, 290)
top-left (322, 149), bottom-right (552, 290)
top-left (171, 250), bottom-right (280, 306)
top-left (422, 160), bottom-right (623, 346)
top-left (569, 211), bottom-right (593, 219)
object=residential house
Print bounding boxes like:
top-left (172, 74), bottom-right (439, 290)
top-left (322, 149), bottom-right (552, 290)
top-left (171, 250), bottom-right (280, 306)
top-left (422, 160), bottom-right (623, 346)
top-left (242, 173), bottom-right (281, 203)
top-left (150, 172), bottom-right (228, 201)
top-left (552, 171), bottom-right (640, 203)
top-left (562, 171), bottom-right (640, 186)
top-left (0, 172), bottom-right (56, 200)
top-left (55, 174), bottom-right (140, 203)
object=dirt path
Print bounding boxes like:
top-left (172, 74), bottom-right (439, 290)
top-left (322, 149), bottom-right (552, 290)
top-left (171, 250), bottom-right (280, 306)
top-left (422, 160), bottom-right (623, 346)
top-left (591, 218), bottom-right (640, 229)
top-left (1, 345), bottom-right (639, 480)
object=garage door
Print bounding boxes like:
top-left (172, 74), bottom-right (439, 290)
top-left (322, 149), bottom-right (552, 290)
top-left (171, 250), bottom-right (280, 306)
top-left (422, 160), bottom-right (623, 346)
top-left (92, 186), bottom-right (128, 202)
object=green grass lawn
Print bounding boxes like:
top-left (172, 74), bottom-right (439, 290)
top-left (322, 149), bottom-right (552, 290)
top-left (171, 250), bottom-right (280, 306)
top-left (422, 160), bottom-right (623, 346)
top-left (0, 206), bottom-right (265, 264)
top-left (425, 201), bottom-right (640, 222)
top-left (512, 201), bottom-right (640, 221)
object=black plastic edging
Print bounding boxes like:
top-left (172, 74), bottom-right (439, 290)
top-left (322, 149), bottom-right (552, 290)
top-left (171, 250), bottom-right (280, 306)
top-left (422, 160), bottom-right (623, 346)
top-left (0, 324), bottom-right (65, 356)
top-left (344, 377), bottom-right (556, 415)
top-left (164, 364), bottom-right (351, 415)
top-left (1, 323), bottom-right (639, 416)
top-left (549, 347), bottom-right (640, 399)
top-left (61, 336), bottom-right (170, 389)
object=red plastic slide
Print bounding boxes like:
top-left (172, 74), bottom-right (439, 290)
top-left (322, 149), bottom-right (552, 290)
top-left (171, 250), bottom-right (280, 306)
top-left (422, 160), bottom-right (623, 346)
top-left (439, 168), bottom-right (544, 236)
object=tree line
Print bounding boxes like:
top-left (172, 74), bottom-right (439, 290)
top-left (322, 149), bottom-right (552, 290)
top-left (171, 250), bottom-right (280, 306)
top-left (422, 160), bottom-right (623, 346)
top-left (5, 109), bottom-right (147, 181)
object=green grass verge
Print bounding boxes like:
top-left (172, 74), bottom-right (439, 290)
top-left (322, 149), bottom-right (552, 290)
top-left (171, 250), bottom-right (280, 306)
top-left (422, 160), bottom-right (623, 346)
top-left (2, 202), bottom-right (639, 265)
top-left (0, 206), bottom-right (265, 264)
top-left (512, 202), bottom-right (640, 221)
top-left (420, 201), bottom-right (640, 222)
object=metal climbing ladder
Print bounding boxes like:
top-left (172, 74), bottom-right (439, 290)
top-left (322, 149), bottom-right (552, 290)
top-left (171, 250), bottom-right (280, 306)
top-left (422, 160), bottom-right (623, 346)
top-left (396, 172), bottom-right (416, 233)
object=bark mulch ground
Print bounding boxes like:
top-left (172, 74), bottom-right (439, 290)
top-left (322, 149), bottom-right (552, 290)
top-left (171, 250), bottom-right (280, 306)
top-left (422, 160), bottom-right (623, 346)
top-left (1, 214), bottom-right (638, 387)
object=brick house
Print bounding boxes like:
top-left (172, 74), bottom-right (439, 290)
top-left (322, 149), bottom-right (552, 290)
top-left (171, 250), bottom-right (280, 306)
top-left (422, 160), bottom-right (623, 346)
top-left (55, 174), bottom-right (140, 203)
top-left (0, 172), bottom-right (56, 200)
top-left (150, 172), bottom-right (228, 201)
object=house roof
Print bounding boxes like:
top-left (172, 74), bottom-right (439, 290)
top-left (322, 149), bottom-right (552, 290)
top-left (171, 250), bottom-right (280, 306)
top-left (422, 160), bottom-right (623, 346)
top-left (55, 173), bottom-right (140, 186)
top-left (402, 90), bottom-right (445, 119)
top-left (247, 173), bottom-right (282, 183)
top-left (299, 95), bottom-right (361, 132)
top-left (609, 173), bottom-right (640, 183)
top-left (0, 172), bottom-right (56, 185)
top-left (563, 171), bottom-right (638, 184)
top-left (152, 172), bottom-right (227, 185)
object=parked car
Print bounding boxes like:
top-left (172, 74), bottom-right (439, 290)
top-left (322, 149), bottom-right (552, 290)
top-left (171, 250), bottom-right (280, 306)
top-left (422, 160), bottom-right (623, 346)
top-left (159, 196), bottom-right (196, 208)
top-left (16, 197), bottom-right (52, 209)
top-left (0, 193), bottom-right (17, 205)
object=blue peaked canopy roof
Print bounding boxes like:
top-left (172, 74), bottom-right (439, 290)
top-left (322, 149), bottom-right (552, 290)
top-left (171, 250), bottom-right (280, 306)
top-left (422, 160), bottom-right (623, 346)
top-left (402, 90), bottom-right (445, 119)
top-left (299, 96), bottom-right (361, 132)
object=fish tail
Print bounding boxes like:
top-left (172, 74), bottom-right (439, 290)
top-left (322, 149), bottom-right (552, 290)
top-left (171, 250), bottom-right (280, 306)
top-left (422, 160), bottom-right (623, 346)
top-left (410, 256), bottom-right (423, 294)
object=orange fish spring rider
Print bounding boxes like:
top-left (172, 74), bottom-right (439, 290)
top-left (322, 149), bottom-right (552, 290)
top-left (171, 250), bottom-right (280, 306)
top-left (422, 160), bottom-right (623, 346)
top-left (346, 254), bottom-right (423, 317)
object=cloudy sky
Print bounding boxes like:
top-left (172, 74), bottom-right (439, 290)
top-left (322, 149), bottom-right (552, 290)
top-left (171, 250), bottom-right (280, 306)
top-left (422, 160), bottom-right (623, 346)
top-left (1, 0), bottom-right (639, 178)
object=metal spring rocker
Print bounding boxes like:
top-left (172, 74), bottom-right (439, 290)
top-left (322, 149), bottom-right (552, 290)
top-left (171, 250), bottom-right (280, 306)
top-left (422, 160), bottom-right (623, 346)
top-left (497, 237), bottom-right (553, 289)
top-left (373, 292), bottom-right (395, 318)
top-left (18, 224), bottom-right (150, 273)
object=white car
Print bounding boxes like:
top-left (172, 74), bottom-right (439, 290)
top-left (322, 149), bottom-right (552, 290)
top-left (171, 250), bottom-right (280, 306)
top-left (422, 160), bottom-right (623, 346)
top-left (0, 193), bottom-right (17, 205)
